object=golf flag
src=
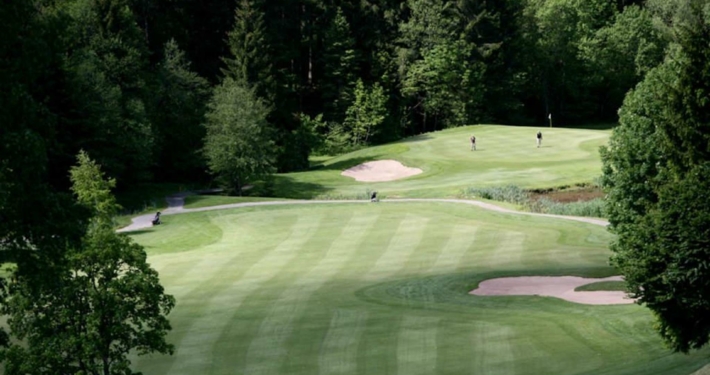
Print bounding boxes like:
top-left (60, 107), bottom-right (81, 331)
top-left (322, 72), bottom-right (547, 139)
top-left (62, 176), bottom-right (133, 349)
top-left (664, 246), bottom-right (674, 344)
top-left (548, 113), bottom-right (552, 120)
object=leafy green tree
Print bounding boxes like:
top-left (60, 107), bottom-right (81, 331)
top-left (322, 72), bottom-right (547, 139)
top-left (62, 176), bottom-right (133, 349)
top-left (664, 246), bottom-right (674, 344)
top-left (1, 152), bottom-right (175, 374)
top-left (60, 0), bottom-right (155, 183)
top-left (0, 0), bottom-right (87, 270)
top-left (203, 78), bottom-right (275, 194)
top-left (402, 39), bottom-right (485, 129)
top-left (601, 0), bottom-right (710, 353)
top-left (520, 0), bottom-right (616, 122)
top-left (579, 5), bottom-right (666, 119)
top-left (399, 0), bottom-right (486, 131)
top-left (344, 80), bottom-right (389, 147)
top-left (150, 39), bottom-right (210, 181)
top-left (296, 113), bottom-right (327, 156)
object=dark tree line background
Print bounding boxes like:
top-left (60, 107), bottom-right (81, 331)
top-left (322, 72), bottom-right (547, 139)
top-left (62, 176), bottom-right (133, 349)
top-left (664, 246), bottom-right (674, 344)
top-left (2, 0), bottom-right (669, 193)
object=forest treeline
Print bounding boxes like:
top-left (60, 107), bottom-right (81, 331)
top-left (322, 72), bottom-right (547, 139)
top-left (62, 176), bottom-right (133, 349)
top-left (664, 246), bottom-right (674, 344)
top-left (2, 0), bottom-right (679, 194)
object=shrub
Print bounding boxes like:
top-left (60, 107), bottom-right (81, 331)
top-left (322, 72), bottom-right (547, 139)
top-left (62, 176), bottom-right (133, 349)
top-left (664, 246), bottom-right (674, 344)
top-left (315, 189), bottom-right (380, 201)
top-left (460, 185), bottom-right (607, 218)
top-left (460, 185), bottom-right (530, 205)
top-left (532, 198), bottom-right (606, 218)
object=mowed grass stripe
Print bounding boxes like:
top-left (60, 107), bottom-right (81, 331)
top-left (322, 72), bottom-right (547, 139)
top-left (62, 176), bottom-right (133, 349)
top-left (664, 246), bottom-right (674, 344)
top-left (165, 214), bottom-right (323, 375)
top-left (429, 225), bottom-right (478, 274)
top-left (132, 213), bottom-right (295, 373)
top-left (244, 213), bottom-right (379, 375)
top-left (318, 309), bottom-right (368, 375)
top-left (471, 322), bottom-right (515, 375)
top-left (484, 230), bottom-right (526, 270)
top-left (365, 215), bottom-right (429, 281)
top-left (150, 216), bottom-right (263, 300)
top-left (131, 203), bottom-right (710, 375)
top-left (397, 316), bottom-right (439, 375)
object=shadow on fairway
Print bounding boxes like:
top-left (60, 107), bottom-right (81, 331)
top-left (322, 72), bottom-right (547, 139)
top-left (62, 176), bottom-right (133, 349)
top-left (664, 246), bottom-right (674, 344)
top-left (397, 133), bottom-right (433, 143)
top-left (513, 123), bottom-right (615, 130)
top-left (557, 123), bottom-right (616, 130)
top-left (124, 228), bottom-right (156, 236)
top-left (313, 155), bottom-right (387, 172)
top-left (271, 175), bottom-right (333, 199)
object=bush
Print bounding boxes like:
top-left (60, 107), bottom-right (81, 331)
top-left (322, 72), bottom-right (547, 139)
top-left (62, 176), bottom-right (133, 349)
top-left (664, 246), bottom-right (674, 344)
top-left (314, 189), bottom-right (380, 201)
top-left (460, 185), bottom-right (607, 218)
top-left (531, 198), bottom-right (606, 218)
top-left (460, 185), bottom-right (530, 205)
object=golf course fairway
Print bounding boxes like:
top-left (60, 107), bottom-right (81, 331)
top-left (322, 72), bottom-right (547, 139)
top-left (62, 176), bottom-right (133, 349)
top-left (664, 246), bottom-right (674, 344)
top-left (272, 125), bottom-right (610, 199)
top-left (129, 202), bottom-right (710, 375)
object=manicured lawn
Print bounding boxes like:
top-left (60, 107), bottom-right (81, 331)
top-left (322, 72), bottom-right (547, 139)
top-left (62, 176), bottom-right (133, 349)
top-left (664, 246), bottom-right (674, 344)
top-left (182, 195), bottom-right (291, 209)
top-left (129, 202), bottom-right (709, 375)
top-left (273, 125), bottom-right (610, 199)
top-left (576, 280), bottom-right (627, 292)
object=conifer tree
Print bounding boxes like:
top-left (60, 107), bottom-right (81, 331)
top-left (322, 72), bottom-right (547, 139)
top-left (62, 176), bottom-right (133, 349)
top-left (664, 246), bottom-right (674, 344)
top-left (222, 0), bottom-right (274, 102)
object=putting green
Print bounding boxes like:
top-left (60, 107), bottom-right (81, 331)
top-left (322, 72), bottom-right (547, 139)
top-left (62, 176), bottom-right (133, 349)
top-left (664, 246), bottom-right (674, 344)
top-left (129, 202), bottom-right (709, 375)
top-left (273, 125), bottom-right (610, 199)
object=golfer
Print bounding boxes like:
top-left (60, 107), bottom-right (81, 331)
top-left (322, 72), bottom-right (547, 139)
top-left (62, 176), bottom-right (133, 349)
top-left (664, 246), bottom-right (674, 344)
top-left (536, 131), bottom-right (543, 148)
top-left (470, 135), bottom-right (476, 151)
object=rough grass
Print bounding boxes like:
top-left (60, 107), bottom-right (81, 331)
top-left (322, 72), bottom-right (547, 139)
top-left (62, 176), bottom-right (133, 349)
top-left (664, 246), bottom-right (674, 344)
top-left (460, 185), bottom-right (530, 206)
top-left (129, 202), bottom-right (710, 375)
top-left (532, 198), bottom-right (606, 218)
top-left (459, 185), bottom-right (607, 218)
top-left (272, 125), bottom-right (610, 199)
top-left (575, 281), bottom-right (627, 292)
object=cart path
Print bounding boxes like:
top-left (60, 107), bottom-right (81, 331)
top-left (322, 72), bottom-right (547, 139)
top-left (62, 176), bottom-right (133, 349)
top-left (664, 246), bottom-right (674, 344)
top-left (117, 196), bottom-right (608, 233)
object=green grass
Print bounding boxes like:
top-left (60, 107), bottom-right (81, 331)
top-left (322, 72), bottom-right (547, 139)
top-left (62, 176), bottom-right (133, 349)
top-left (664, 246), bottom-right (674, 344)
top-left (128, 202), bottom-right (710, 375)
top-left (182, 195), bottom-right (291, 209)
top-left (273, 125), bottom-right (610, 199)
top-left (575, 281), bottom-right (627, 292)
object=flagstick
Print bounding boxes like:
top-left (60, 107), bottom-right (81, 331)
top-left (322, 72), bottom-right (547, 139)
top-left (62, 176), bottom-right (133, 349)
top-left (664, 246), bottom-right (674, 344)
top-left (548, 113), bottom-right (552, 128)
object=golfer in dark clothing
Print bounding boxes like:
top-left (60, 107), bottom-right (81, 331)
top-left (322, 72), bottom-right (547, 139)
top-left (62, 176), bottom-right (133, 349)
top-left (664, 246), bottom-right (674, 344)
top-left (152, 211), bottom-right (161, 225)
top-left (470, 135), bottom-right (476, 151)
top-left (536, 131), bottom-right (543, 148)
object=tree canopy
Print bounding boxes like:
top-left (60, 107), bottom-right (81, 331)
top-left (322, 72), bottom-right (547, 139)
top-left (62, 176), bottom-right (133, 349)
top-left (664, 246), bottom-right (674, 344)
top-left (203, 78), bottom-right (276, 194)
top-left (601, 0), bottom-right (710, 353)
top-left (1, 152), bottom-right (175, 374)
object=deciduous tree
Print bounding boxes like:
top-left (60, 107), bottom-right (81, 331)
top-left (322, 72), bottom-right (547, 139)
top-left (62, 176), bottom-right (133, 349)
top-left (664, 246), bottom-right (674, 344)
top-left (1, 152), bottom-right (175, 374)
top-left (601, 0), bottom-right (710, 352)
top-left (345, 80), bottom-right (389, 147)
top-left (203, 78), bottom-right (275, 194)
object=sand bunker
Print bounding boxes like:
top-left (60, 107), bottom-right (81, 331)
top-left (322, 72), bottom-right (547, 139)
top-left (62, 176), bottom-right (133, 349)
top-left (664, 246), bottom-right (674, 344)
top-left (470, 276), bottom-right (633, 305)
top-left (341, 160), bottom-right (423, 182)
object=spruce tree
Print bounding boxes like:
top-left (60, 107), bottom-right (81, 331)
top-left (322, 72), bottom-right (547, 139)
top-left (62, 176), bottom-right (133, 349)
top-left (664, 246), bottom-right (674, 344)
top-left (222, 0), bottom-right (274, 102)
top-left (321, 7), bottom-right (358, 123)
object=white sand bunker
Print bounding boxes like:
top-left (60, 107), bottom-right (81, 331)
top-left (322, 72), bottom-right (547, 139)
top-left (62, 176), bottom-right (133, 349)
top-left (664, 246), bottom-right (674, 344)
top-left (470, 276), bottom-right (634, 305)
top-left (341, 159), bottom-right (423, 182)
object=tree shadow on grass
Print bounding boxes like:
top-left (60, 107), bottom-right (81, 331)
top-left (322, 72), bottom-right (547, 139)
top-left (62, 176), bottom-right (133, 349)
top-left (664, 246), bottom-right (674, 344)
top-left (312, 155), bottom-right (387, 172)
top-left (556, 123), bottom-right (616, 130)
top-left (270, 175), bottom-right (333, 199)
top-left (122, 228), bottom-right (156, 236)
top-left (395, 133), bottom-right (433, 143)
